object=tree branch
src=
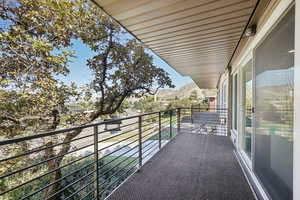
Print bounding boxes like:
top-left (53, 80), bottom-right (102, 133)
top-left (98, 27), bottom-right (114, 112)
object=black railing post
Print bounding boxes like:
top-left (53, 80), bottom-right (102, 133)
top-left (177, 108), bottom-right (181, 133)
top-left (138, 116), bottom-right (142, 169)
top-left (169, 110), bottom-right (172, 139)
top-left (94, 125), bottom-right (99, 200)
top-left (158, 112), bottom-right (162, 149)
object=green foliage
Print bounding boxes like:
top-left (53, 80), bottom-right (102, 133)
top-left (133, 96), bottom-right (162, 113)
top-left (0, 0), bottom-right (93, 138)
top-left (166, 98), bottom-right (193, 109)
top-left (116, 100), bottom-right (131, 115)
top-left (0, 155), bottom-right (137, 200)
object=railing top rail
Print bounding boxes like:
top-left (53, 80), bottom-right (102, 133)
top-left (0, 108), bottom-right (177, 146)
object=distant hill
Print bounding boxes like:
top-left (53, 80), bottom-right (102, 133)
top-left (156, 82), bottom-right (216, 100)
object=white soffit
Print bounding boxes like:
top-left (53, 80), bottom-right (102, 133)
top-left (95, 0), bottom-right (258, 88)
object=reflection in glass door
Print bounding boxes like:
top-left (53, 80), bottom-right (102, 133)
top-left (242, 61), bottom-right (252, 159)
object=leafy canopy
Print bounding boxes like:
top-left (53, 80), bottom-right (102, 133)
top-left (0, 0), bottom-right (174, 138)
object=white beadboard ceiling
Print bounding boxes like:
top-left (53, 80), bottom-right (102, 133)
top-left (95, 0), bottom-right (259, 88)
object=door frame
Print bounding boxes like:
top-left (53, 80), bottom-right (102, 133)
top-left (237, 53), bottom-right (254, 168)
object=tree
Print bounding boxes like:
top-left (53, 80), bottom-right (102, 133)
top-left (0, 0), bottom-right (174, 199)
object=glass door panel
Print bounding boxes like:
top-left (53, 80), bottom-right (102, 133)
top-left (242, 61), bottom-right (253, 159)
top-left (254, 7), bottom-right (294, 200)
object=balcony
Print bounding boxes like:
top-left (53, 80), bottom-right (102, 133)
top-left (1, 0), bottom-right (297, 199)
top-left (0, 107), bottom-right (255, 200)
top-left (107, 133), bottom-right (254, 200)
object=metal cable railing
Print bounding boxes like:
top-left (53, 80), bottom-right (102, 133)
top-left (0, 107), bottom-right (228, 200)
top-left (0, 108), bottom-right (181, 200)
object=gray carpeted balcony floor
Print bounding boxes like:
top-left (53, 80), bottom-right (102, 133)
top-left (107, 132), bottom-right (256, 200)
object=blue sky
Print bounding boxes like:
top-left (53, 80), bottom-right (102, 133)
top-left (61, 40), bottom-right (193, 89)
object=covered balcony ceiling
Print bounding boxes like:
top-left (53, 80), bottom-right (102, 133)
top-left (95, 0), bottom-right (261, 88)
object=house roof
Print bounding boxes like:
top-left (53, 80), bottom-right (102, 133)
top-left (94, 0), bottom-right (260, 88)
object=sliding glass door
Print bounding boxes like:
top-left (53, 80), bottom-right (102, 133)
top-left (254, 7), bottom-right (294, 200)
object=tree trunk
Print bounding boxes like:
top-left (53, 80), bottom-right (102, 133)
top-left (44, 160), bottom-right (63, 200)
top-left (43, 129), bottom-right (83, 200)
top-left (42, 111), bottom-right (108, 199)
